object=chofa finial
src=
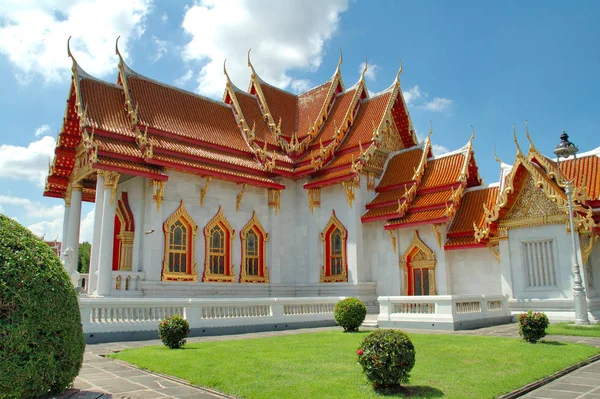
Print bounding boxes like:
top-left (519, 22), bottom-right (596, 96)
top-left (513, 123), bottom-right (523, 155)
top-left (394, 58), bottom-right (403, 83)
top-left (470, 125), bottom-right (475, 142)
top-left (247, 48), bottom-right (257, 76)
top-left (428, 120), bottom-right (433, 138)
top-left (224, 59), bottom-right (231, 82)
top-left (360, 57), bottom-right (368, 80)
top-left (493, 145), bottom-right (502, 164)
top-left (67, 36), bottom-right (73, 59)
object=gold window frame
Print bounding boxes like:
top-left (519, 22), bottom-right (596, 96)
top-left (240, 211), bottom-right (269, 283)
top-left (320, 210), bottom-right (348, 283)
top-left (400, 230), bottom-right (437, 295)
top-left (203, 207), bottom-right (235, 282)
top-left (162, 200), bottom-right (199, 282)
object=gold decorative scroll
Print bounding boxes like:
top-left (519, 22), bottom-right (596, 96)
top-left (151, 179), bottom-right (165, 212)
top-left (236, 183), bottom-right (247, 212)
top-left (307, 188), bottom-right (321, 214)
top-left (268, 189), bottom-right (280, 214)
top-left (104, 172), bottom-right (120, 206)
top-left (200, 176), bottom-right (211, 206)
top-left (388, 230), bottom-right (397, 254)
top-left (432, 224), bottom-right (442, 249)
top-left (367, 172), bottom-right (376, 192)
top-left (342, 180), bottom-right (355, 208)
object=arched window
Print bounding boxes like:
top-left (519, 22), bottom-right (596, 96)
top-left (240, 212), bottom-right (269, 283)
top-left (320, 211), bottom-right (348, 283)
top-left (113, 192), bottom-right (135, 271)
top-left (203, 207), bottom-right (235, 282)
top-left (162, 201), bottom-right (198, 282)
top-left (401, 231), bottom-right (436, 295)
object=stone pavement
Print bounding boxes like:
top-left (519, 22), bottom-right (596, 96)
top-left (54, 322), bottom-right (600, 399)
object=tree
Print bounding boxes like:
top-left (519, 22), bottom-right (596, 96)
top-left (78, 242), bottom-right (91, 273)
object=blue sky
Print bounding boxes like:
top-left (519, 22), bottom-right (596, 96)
top-left (0, 0), bottom-right (599, 241)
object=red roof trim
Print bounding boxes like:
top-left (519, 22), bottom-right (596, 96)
top-left (148, 158), bottom-right (285, 189)
top-left (361, 212), bottom-right (400, 223)
top-left (93, 163), bottom-right (168, 181)
top-left (366, 199), bottom-right (402, 210)
top-left (303, 172), bottom-right (355, 189)
top-left (377, 181), bottom-right (416, 193)
top-left (384, 216), bottom-right (449, 230)
top-left (97, 150), bottom-right (143, 164)
top-left (447, 231), bottom-right (475, 238)
top-left (406, 202), bottom-right (447, 214)
top-left (417, 182), bottom-right (462, 195)
top-left (444, 243), bottom-right (487, 251)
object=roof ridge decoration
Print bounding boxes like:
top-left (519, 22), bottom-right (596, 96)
top-left (410, 122), bottom-right (432, 184)
top-left (457, 126), bottom-right (482, 186)
top-left (524, 120), bottom-right (566, 189)
top-left (67, 37), bottom-right (87, 124)
top-left (115, 36), bottom-right (139, 126)
top-left (474, 129), bottom-right (596, 243)
top-left (290, 50), bottom-right (345, 154)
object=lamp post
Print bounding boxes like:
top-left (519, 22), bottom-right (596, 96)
top-left (553, 130), bottom-right (590, 325)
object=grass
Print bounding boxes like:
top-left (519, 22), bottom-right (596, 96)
top-left (110, 331), bottom-right (599, 399)
top-left (547, 322), bottom-right (600, 337)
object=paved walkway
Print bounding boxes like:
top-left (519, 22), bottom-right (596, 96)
top-left (53, 322), bottom-right (600, 399)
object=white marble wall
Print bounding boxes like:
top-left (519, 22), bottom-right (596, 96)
top-left (447, 247), bottom-right (501, 295)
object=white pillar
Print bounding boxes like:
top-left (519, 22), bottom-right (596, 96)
top-left (268, 201), bottom-right (281, 284)
top-left (60, 197), bottom-right (70, 261)
top-left (88, 172), bottom-right (105, 295)
top-left (65, 183), bottom-right (83, 270)
top-left (95, 173), bottom-right (118, 296)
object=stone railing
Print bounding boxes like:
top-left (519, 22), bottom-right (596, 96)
top-left (111, 271), bottom-right (146, 294)
top-left (78, 296), bottom-right (342, 334)
top-left (378, 294), bottom-right (511, 330)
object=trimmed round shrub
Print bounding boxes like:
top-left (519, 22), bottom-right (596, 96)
top-left (357, 329), bottom-right (416, 388)
top-left (334, 297), bottom-right (367, 332)
top-left (517, 310), bottom-right (549, 343)
top-left (158, 314), bottom-right (190, 349)
top-left (0, 215), bottom-right (85, 399)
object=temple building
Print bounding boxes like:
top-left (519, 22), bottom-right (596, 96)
top-left (44, 41), bottom-right (599, 337)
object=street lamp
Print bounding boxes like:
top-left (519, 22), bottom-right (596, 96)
top-left (553, 130), bottom-right (590, 325)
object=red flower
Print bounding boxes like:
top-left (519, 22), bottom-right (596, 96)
top-left (357, 349), bottom-right (363, 355)
top-left (373, 382), bottom-right (377, 387)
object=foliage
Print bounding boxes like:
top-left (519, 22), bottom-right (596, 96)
top-left (547, 322), bottom-right (600, 338)
top-left (334, 297), bottom-right (367, 332)
top-left (356, 329), bottom-right (416, 388)
top-left (111, 331), bottom-right (599, 399)
top-left (158, 314), bottom-right (190, 349)
top-left (0, 215), bottom-right (85, 399)
top-left (517, 311), bottom-right (550, 343)
top-left (77, 242), bottom-right (91, 273)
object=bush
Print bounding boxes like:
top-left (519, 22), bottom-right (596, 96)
top-left (0, 215), bottom-right (85, 399)
top-left (517, 310), bottom-right (549, 343)
top-left (158, 314), bottom-right (190, 349)
top-left (357, 329), bottom-right (416, 388)
top-left (334, 297), bottom-right (367, 332)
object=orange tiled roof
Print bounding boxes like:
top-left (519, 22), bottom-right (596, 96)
top-left (377, 147), bottom-right (424, 189)
top-left (447, 186), bottom-right (500, 234)
top-left (95, 136), bottom-right (142, 159)
top-left (149, 134), bottom-right (263, 171)
top-left (559, 153), bottom-right (600, 200)
top-left (420, 153), bottom-right (465, 190)
top-left (362, 204), bottom-right (400, 220)
top-left (366, 187), bottom-right (409, 207)
top-left (410, 189), bottom-right (453, 209)
top-left (95, 156), bottom-right (166, 177)
top-left (152, 153), bottom-right (282, 187)
top-left (339, 91), bottom-right (391, 151)
top-left (126, 75), bottom-right (252, 154)
top-left (387, 208), bottom-right (447, 226)
top-left (256, 80), bottom-right (298, 138)
top-left (305, 168), bottom-right (355, 186)
top-left (80, 78), bottom-right (132, 137)
top-left (297, 80), bottom-right (333, 140)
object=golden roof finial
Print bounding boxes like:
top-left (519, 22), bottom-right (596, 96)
top-left (247, 48), bottom-right (257, 77)
top-left (394, 58), bottom-right (403, 85)
top-left (428, 120), bottom-right (433, 139)
top-left (513, 124), bottom-right (523, 156)
top-left (335, 49), bottom-right (343, 75)
top-left (224, 59), bottom-right (231, 84)
top-left (525, 119), bottom-right (535, 150)
top-left (469, 125), bottom-right (475, 144)
top-left (115, 36), bottom-right (124, 67)
top-left (360, 58), bottom-right (368, 81)
top-left (493, 145), bottom-right (502, 164)
top-left (67, 36), bottom-right (79, 74)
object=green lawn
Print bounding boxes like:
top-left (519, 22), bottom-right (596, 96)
top-left (110, 331), bottom-right (598, 399)
top-left (548, 322), bottom-right (600, 337)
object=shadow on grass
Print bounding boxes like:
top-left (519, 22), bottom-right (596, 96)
top-left (539, 340), bottom-right (567, 346)
top-left (374, 385), bottom-right (444, 397)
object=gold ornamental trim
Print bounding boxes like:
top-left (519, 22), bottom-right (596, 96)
top-left (320, 211), bottom-right (348, 283)
top-left (203, 206), bottom-right (236, 283)
top-left (400, 231), bottom-right (437, 296)
top-left (239, 211), bottom-right (269, 283)
top-left (161, 200), bottom-right (199, 282)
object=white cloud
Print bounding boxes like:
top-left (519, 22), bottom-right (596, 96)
top-left (180, 0), bottom-right (349, 98)
top-left (0, 0), bottom-right (152, 84)
top-left (151, 35), bottom-right (168, 62)
top-left (402, 85), bottom-right (423, 105)
top-left (161, 12), bottom-right (168, 23)
top-left (34, 124), bottom-right (51, 137)
top-left (0, 196), bottom-right (64, 220)
top-left (79, 209), bottom-right (95, 243)
top-left (432, 144), bottom-right (450, 156)
top-left (0, 135), bottom-right (55, 186)
top-left (175, 69), bottom-right (194, 87)
top-left (424, 97), bottom-right (453, 112)
top-left (359, 62), bottom-right (378, 81)
top-left (290, 79), bottom-right (312, 94)
top-left (0, 204), bottom-right (5, 214)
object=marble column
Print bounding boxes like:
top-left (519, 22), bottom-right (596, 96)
top-left (94, 172), bottom-right (119, 296)
top-left (65, 183), bottom-right (83, 271)
top-left (87, 172), bottom-right (105, 295)
top-left (60, 195), bottom-right (71, 261)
